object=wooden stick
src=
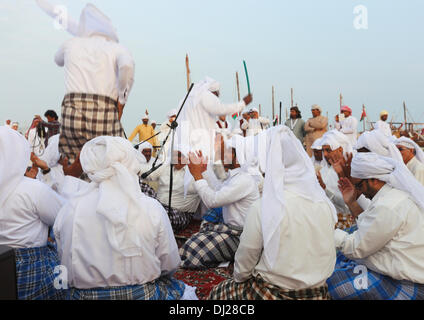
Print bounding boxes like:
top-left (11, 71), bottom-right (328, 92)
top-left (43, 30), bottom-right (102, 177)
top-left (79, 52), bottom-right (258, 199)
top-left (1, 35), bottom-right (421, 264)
top-left (236, 72), bottom-right (241, 102)
top-left (272, 86), bottom-right (275, 120)
top-left (279, 101), bottom-right (282, 125)
top-left (403, 101), bottom-right (407, 131)
top-left (291, 88), bottom-right (294, 108)
top-left (259, 104), bottom-right (262, 116)
top-left (340, 93), bottom-right (343, 110)
top-left (185, 54), bottom-right (191, 92)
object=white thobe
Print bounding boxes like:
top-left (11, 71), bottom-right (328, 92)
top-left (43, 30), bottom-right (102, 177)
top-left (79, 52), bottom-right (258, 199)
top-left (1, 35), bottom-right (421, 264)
top-left (232, 118), bottom-right (251, 137)
top-left (55, 35), bottom-right (135, 104)
top-left (0, 177), bottom-right (64, 248)
top-left (334, 184), bottom-right (424, 283)
top-left (215, 120), bottom-right (233, 138)
top-left (148, 165), bottom-right (200, 213)
top-left (247, 118), bottom-right (269, 136)
top-left (339, 116), bottom-right (358, 146)
top-left (194, 167), bottom-right (259, 228)
top-left (234, 193), bottom-right (337, 290)
top-left (374, 120), bottom-right (392, 137)
top-left (406, 157), bottom-right (424, 186)
top-left (320, 164), bottom-right (350, 214)
top-left (54, 192), bottom-right (181, 288)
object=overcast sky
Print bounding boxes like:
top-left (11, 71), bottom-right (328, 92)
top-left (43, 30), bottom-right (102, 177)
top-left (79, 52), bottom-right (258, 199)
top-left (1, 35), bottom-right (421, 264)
top-left (1, 0), bottom-right (423, 133)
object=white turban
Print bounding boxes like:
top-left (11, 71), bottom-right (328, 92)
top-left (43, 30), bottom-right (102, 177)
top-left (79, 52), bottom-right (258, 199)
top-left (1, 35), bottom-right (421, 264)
top-left (355, 130), bottom-right (403, 163)
top-left (311, 104), bottom-right (322, 112)
top-left (167, 109), bottom-right (177, 119)
top-left (261, 125), bottom-right (337, 267)
top-left (249, 108), bottom-right (259, 113)
top-left (311, 137), bottom-right (323, 151)
top-left (36, 1), bottom-right (119, 42)
top-left (139, 141), bottom-right (153, 151)
top-left (320, 130), bottom-right (354, 157)
top-left (151, 120), bottom-right (156, 124)
top-left (207, 78), bottom-right (221, 93)
top-left (351, 152), bottom-right (424, 211)
top-left (395, 137), bottom-right (424, 164)
top-left (79, 136), bottom-right (151, 257)
top-left (0, 127), bottom-right (30, 208)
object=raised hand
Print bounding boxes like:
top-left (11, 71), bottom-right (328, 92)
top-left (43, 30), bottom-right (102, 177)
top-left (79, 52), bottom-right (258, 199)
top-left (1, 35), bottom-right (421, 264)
top-left (317, 171), bottom-right (326, 190)
top-left (188, 151), bottom-right (208, 181)
top-left (338, 177), bottom-right (357, 206)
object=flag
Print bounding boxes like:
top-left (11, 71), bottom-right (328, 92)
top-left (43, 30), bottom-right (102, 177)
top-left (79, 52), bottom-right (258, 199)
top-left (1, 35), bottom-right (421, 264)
top-left (232, 112), bottom-right (238, 120)
top-left (360, 107), bottom-right (367, 122)
top-left (273, 115), bottom-right (279, 126)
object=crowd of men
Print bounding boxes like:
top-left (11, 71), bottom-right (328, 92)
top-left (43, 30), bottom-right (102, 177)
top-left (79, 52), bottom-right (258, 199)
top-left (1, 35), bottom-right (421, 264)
top-left (1, 1), bottom-right (424, 301)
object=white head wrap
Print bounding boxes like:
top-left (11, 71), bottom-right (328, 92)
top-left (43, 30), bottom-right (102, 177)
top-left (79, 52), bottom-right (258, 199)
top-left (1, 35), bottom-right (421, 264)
top-left (40, 134), bottom-right (60, 168)
top-left (355, 130), bottom-right (403, 163)
top-left (395, 137), bottom-right (424, 164)
top-left (79, 136), bottom-right (151, 257)
top-left (249, 108), bottom-right (259, 114)
top-left (0, 127), bottom-right (30, 208)
top-left (139, 141), bottom-right (153, 151)
top-left (351, 152), bottom-right (424, 211)
top-left (167, 109), bottom-right (177, 119)
top-left (151, 120), bottom-right (156, 124)
top-left (311, 104), bottom-right (322, 112)
top-left (36, 1), bottom-right (119, 42)
top-left (320, 130), bottom-right (354, 158)
top-left (261, 125), bottom-right (337, 267)
top-left (311, 137), bottom-right (323, 151)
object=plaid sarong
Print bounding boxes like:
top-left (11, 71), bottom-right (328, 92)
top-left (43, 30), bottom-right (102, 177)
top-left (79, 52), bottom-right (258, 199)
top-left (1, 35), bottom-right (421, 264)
top-left (69, 277), bottom-right (185, 300)
top-left (161, 204), bottom-right (194, 233)
top-left (14, 245), bottom-right (68, 300)
top-left (139, 181), bottom-right (157, 199)
top-left (208, 274), bottom-right (330, 300)
top-left (179, 221), bottom-right (243, 269)
top-left (59, 93), bottom-right (125, 164)
top-left (327, 252), bottom-right (424, 300)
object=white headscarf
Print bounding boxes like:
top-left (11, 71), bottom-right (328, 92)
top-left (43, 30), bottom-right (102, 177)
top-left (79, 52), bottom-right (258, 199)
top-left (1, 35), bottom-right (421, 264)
top-left (167, 109), bottom-right (177, 119)
top-left (395, 137), bottom-right (424, 164)
top-left (79, 136), bottom-right (151, 257)
top-left (0, 127), bottom-right (30, 208)
top-left (262, 125), bottom-right (337, 267)
top-left (351, 152), bottom-right (424, 211)
top-left (320, 129), bottom-right (354, 158)
top-left (36, 1), bottom-right (119, 42)
top-left (355, 130), bottom-right (403, 163)
top-left (139, 141), bottom-right (153, 151)
top-left (40, 134), bottom-right (60, 168)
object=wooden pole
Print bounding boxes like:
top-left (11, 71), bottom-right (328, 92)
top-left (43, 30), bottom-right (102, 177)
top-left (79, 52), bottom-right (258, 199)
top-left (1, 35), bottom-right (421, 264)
top-left (272, 86), bottom-right (275, 120)
top-left (259, 104), bottom-right (262, 117)
top-left (362, 104), bottom-right (366, 132)
top-left (235, 72), bottom-right (241, 102)
top-left (285, 107), bottom-right (288, 122)
top-left (279, 101), bottom-right (282, 125)
top-left (339, 93), bottom-right (343, 110)
top-left (290, 88), bottom-right (294, 108)
top-left (185, 54), bottom-right (191, 92)
top-left (403, 101), bottom-right (408, 132)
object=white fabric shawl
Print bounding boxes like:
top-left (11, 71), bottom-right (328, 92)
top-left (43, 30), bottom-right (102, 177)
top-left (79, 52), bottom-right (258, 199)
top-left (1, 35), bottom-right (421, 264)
top-left (320, 129), bottom-right (354, 157)
top-left (355, 130), bottom-right (403, 163)
top-left (36, 1), bottom-right (119, 42)
top-left (0, 127), bottom-right (30, 208)
top-left (262, 125), bottom-right (337, 268)
top-left (351, 152), bottom-right (424, 211)
top-left (79, 136), bottom-right (152, 257)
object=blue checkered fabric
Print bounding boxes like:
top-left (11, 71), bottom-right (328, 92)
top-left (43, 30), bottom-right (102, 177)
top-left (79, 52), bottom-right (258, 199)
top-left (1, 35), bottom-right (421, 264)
top-left (202, 208), bottom-right (224, 224)
top-left (14, 245), bottom-right (68, 300)
top-left (327, 252), bottom-right (424, 300)
top-left (69, 277), bottom-right (185, 300)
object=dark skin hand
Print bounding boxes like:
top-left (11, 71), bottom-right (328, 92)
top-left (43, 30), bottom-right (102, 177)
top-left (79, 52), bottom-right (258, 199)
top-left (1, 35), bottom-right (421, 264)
top-left (59, 153), bottom-right (83, 178)
top-left (338, 177), bottom-right (364, 218)
top-left (118, 102), bottom-right (125, 121)
top-left (188, 151), bottom-right (208, 181)
top-left (316, 170), bottom-right (326, 190)
top-left (328, 151), bottom-right (353, 180)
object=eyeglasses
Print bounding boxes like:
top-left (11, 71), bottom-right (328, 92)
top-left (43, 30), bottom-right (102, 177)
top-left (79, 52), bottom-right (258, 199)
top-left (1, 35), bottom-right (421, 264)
top-left (354, 180), bottom-right (366, 190)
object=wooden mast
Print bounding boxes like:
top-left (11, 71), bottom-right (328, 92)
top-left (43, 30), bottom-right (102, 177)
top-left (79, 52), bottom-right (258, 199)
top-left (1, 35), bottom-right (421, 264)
top-left (272, 86), bottom-right (275, 121)
top-left (290, 88), bottom-right (294, 108)
top-left (235, 72), bottom-right (241, 102)
top-left (185, 54), bottom-right (191, 92)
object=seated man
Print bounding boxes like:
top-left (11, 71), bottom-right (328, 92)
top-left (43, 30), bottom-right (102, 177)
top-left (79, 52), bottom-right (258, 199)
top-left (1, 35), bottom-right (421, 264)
top-left (311, 137), bottom-right (325, 171)
top-left (179, 134), bottom-right (260, 269)
top-left (0, 127), bottom-right (66, 300)
top-left (53, 136), bottom-right (190, 300)
top-left (355, 129), bottom-right (403, 162)
top-left (138, 141), bottom-right (158, 198)
top-left (208, 126), bottom-right (337, 300)
top-left (143, 144), bottom-right (201, 233)
top-left (317, 130), bottom-right (353, 215)
top-left (395, 137), bottom-right (424, 186)
top-left (328, 152), bottom-right (424, 300)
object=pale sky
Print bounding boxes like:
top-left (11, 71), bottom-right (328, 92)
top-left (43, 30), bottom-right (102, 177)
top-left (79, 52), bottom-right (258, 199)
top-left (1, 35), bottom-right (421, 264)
top-left (1, 0), bottom-right (424, 133)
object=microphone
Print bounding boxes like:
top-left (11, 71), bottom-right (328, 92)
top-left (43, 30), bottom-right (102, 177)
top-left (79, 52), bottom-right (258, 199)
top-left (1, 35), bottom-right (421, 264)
top-left (140, 163), bottom-right (163, 179)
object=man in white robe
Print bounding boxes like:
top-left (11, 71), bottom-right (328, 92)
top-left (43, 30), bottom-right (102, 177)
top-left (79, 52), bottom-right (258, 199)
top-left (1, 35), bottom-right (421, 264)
top-left (395, 137), bottom-right (424, 186)
top-left (328, 152), bottom-right (424, 299)
top-left (247, 108), bottom-right (270, 136)
top-left (0, 127), bottom-right (66, 300)
top-left (374, 110), bottom-right (392, 137)
top-left (215, 115), bottom-right (233, 139)
top-left (338, 106), bottom-right (358, 147)
top-left (53, 136), bottom-right (194, 300)
top-left (208, 125), bottom-right (337, 300)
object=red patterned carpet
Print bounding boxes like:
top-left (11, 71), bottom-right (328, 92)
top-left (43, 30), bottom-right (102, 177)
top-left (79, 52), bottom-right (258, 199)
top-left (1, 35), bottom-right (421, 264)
top-left (174, 219), bottom-right (202, 248)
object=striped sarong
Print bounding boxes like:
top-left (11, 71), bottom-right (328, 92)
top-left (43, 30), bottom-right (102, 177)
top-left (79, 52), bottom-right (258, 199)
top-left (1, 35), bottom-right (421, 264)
top-left (59, 93), bottom-right (125, 164)
top-left (15, 245), bottom-right (68, 300)
top-left (327, 252), bottom-right (424, 300)
top-left (161, 204), bottom-right (194, 233)
top-left (69, 277), bottom-right (185, 300)
top-left (208, 275), bottom-right (330, 300)
top-left (179, 221), bottom-right (243, 269)
top-left (139, 181), bottom-right (157, 199)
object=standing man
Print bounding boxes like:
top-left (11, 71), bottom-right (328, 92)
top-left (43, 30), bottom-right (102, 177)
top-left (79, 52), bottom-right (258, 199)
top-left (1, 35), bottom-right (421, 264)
top-left (233, 110), bottom-right (250, 137)
top-left (304, 105), bottom-right (328, 157)
top-left (284, 106), bottom-right (306, 144)
top-left (129, 113), bottom-right (158, 154)
top-left (338, 106), bottom-right (358, 147)
top-left (248, 108), bottom-right (270, 136)
top-left (33, 110), bottom-right (61, 147)
top-left (46, 3), bottom-right (135, 164)
top-left (374, 110), bottom-right (392, 137)
top-left (215, 115), bottom-right (233, 139)
top-left (4, 120), bottom-right (11, 128)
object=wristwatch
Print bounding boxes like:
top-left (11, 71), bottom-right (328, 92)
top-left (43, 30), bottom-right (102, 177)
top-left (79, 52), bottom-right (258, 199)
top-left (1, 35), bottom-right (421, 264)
top-left (42, 168), bottom-right (51, 175)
